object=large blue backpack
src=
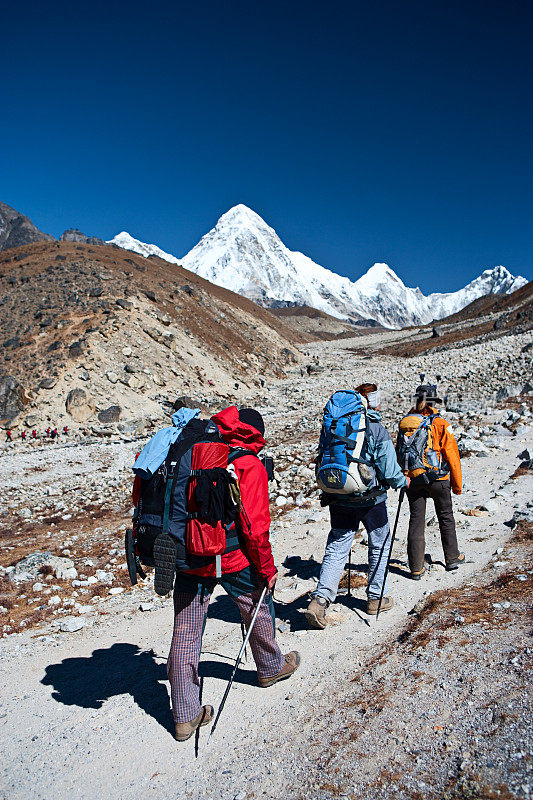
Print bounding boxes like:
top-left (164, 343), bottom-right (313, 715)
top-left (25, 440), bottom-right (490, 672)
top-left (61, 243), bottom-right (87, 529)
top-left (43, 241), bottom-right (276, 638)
top-left (316, 391), bottom-right (379, 496)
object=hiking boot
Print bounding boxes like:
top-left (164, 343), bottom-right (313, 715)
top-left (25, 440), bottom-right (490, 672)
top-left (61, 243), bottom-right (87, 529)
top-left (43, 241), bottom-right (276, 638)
top-left (174, 705), bottom-right (214, 742)
top-left (153, 533), bottom-right (178, 596)
top-left (446, 553), bottom-right (465, 571)
top-left (258, 651), bottom-right (301, 687)
top-left (367, 596), bottom-right (394, 615)
top-left (410, 567), bottom-right (426, 581)
top-left (304, 596), bottom-right (328, 629)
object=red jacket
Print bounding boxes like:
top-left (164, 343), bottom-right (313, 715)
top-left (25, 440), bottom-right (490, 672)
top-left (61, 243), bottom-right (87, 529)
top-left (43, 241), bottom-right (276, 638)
top-left (207, 406), bottom-right (276, 580)
top-left (131, 408), bottom-right (277, 581)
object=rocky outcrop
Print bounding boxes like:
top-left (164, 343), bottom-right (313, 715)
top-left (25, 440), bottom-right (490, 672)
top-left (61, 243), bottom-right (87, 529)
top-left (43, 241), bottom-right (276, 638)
top-left (0, 375), bottom-right (29, 424)
top-left (0, 201), bottom-right (54, 251)
top-left (59, 229), bottom-right (104, 245)
top-left (65, 388), bottom-right (95, 422)
top-left (97, 405), bottom-right (122, 423)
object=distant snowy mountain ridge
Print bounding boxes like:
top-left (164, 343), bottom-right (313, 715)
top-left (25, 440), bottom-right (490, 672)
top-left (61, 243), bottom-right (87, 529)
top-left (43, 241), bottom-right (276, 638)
top-left (108, 205), bottom-right (527, 328)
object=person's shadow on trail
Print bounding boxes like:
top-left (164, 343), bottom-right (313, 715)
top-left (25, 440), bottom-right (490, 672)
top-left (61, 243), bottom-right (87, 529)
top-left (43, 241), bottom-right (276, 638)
top-left (282, 554), bottom-right (321, 580)
top-left (41, 643), bottom-right (174, 734)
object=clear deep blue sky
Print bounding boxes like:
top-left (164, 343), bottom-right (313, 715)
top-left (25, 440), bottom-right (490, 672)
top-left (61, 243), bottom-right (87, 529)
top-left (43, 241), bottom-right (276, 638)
top-left (1, 0), bottom-right (531, 292)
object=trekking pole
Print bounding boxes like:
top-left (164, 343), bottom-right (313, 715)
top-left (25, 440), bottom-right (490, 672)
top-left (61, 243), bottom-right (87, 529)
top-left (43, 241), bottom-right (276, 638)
top-left (376, 487), bottom-right (406, 620)
top-left (209, 586), bottom-right (267, 740)
top-left (240, 621), bottom-right (248, 663)
top-left (195, 675), bottom-right (204, 758)
top-left (347, 547), bottom-right (352, 598)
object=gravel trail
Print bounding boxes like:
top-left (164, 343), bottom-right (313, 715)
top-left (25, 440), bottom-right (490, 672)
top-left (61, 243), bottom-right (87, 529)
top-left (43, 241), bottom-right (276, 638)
top-left (0, 334), bottom-right (531, 800)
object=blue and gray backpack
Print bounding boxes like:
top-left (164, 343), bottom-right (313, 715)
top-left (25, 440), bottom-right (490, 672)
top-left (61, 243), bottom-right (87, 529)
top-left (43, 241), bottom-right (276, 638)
top-left (316, 390), bottom-right (379, 496)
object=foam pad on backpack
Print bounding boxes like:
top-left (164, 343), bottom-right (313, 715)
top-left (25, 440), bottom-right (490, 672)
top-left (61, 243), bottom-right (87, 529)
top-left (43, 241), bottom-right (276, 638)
top-left (153, 533), bottom-right (178, 596)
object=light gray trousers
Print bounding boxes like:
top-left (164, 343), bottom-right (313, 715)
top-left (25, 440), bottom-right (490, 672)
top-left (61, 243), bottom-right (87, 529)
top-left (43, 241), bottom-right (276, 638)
top-left (313, 501), bottom-right (392, 602)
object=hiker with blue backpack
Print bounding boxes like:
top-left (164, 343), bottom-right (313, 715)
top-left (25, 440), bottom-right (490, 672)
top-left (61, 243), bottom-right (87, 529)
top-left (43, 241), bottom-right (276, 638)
top-left (305, 384), bottom-right (408, 629)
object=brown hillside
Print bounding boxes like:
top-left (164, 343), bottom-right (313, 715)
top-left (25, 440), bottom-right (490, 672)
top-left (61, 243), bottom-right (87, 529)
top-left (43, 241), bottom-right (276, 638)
top-left (0, 241), bottom-right (304, 428)
top-left (270, 305), bottom-right (384, 341)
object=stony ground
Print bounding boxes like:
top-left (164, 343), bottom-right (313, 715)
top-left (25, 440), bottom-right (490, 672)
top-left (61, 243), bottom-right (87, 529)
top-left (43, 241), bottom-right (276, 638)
top-left (0, 330), bottom-right (532, 800)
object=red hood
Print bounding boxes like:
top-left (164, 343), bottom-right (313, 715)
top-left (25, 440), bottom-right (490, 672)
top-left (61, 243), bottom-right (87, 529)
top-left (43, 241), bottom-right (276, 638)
top-left (211, 406), bottom-right (265, 454)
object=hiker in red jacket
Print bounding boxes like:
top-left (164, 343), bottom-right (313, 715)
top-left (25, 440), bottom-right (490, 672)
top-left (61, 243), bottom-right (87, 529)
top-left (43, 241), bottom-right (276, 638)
top-left (167, 406), bottom-right (301, 741)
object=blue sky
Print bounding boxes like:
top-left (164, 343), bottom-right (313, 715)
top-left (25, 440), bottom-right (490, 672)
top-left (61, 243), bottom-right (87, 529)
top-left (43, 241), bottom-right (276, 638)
top-left (1, 0), bottom-right (531, 293)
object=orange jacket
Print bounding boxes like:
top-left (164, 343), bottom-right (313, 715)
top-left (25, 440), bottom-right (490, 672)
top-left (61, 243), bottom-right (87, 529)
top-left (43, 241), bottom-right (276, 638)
top-left (411, 406), bottom-right (462, 494)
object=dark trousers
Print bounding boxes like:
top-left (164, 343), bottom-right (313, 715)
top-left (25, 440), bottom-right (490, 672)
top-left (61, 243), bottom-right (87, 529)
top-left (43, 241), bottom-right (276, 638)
top-left (406, 479), bottom-right (459, 572)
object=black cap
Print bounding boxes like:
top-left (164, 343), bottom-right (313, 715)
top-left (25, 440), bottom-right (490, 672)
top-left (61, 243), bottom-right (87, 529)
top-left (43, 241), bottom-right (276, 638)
top-left (238, 407), bottom-right (265, 436)
top-left (415, 384), bottom-right (442, 404)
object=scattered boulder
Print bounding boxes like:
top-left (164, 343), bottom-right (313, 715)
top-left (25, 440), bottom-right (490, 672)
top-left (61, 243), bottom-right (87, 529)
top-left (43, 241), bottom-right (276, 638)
top-left (95, 569), bottom-right (114, 584)
top-left (144, 326), bottom-right (174, 347)
top-left (306, 364), bottom-right (324, 375)
top-left (173, 395), bottom-right (198, 411)
top-left (117, 417), bottom-right (149, 435)
top-left (0, 376), bottom-right (29, 423)
top-left (98, 405), bottom-right (122, 423)
top-left (432, 326), bottom-right (441, 338)
top-left (493, 313), bottom-right (509, 330)
top-left (65, 388), bottom-right (96, 422)
top-left (68, 341), bottom-right (84, 359)
top-left (59, 617), bottom-right (86, 633)
top-left (106, 371), bottom-right (119, 384)
top-left (10, 552), bottom-right (77, 583)
top-left (39, 378), bottom-right (57, 390)
top-left (480, 498), bottom-right (500, 514)
top-left (495, 385), bottom-right (522, 401)
top-left (457, 438), bottom-right (489, 455)
top-left (281, 347), bottom-right (297, 363)
top-left (122, 373), bottom-right (144, 390)
top-left (89, 286), bottom-right (103, 298)
top-left (116, 298), bottom-right (132, 310)
top-left (144, 290), bottom-right (156, 302)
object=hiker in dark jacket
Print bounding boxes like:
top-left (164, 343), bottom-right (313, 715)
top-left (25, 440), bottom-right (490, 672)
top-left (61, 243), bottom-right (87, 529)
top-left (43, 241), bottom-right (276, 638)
top-left (399, 384), bottom-right (464, 579)
top-left (167, 407), bottom-right (301, 742)
top-left (305, 384), bottom-right (408, 629)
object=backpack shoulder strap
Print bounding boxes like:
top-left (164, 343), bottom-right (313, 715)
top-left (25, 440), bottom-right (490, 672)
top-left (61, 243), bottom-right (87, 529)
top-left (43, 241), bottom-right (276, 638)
top-left (227, 448), bottom-right (259, 464)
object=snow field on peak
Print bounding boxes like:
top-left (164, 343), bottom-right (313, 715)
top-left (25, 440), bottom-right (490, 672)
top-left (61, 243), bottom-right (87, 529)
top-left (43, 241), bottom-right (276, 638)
top-left (109, 206), bottom-right (528, 329)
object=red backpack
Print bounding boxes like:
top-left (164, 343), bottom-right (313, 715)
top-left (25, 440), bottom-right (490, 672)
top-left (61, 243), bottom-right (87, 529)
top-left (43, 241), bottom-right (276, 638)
top-left (126, 419), bottom-right (253, 593)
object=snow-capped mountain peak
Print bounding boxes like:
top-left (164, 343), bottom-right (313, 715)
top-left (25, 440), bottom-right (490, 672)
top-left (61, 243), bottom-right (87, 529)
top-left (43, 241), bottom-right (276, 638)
top-left (353, 262), bottom-right (406, 294)
top-left (108, 207), bottom-right (528, 328)
top-left (107, 231), bottom-right (180, 264)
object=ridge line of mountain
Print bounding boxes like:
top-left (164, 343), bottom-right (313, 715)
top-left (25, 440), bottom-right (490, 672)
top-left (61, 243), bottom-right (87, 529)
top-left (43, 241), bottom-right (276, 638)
top-left (0, 199), bottom-right (527, 329)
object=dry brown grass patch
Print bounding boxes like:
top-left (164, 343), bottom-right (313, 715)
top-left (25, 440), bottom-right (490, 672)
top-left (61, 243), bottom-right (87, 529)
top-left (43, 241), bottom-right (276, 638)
top-left (338, 571), bottom-right (367, 590)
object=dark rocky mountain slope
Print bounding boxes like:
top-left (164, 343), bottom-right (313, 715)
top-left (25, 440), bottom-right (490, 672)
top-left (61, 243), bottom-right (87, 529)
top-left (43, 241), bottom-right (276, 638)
top-left (0, 201), bottom-right (54, 251)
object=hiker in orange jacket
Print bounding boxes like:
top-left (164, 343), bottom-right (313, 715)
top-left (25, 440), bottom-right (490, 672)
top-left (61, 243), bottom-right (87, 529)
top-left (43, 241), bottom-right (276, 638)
top-left (398, 383), bottom-right (464, 579)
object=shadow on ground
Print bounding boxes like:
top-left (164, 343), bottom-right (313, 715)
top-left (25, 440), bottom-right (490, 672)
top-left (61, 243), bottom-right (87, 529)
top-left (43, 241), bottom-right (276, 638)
top-left (41, 643), bottom-right (174, 734)
top-left (282, 555), bottom-right (321, 580)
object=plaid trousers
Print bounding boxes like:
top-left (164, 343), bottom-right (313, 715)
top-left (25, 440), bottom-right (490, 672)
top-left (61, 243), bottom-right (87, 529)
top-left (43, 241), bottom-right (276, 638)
top-left (167, 567), bottom-right (284, 723)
